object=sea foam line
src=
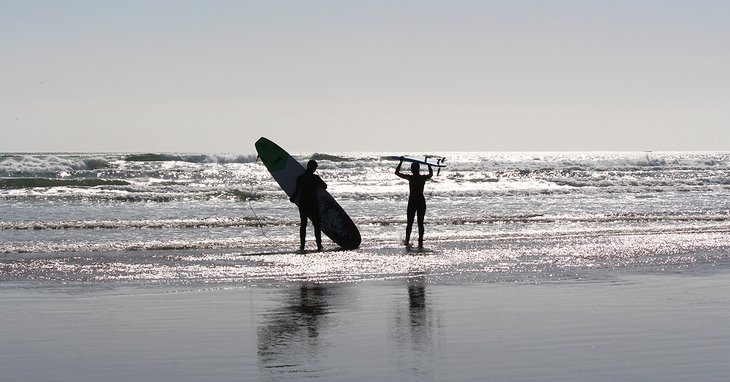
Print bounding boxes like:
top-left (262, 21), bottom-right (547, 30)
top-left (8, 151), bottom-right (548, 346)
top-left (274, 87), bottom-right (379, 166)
top-left (0, 217), bottom-right (284, 231)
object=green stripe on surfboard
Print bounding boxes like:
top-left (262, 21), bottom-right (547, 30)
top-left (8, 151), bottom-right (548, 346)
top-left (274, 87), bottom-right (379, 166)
top-left (255, 137), bottom-right (288, 172)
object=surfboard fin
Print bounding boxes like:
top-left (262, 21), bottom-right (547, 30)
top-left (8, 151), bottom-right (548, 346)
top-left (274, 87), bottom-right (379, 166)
top-left (436, 157), bottom-right (445, 176)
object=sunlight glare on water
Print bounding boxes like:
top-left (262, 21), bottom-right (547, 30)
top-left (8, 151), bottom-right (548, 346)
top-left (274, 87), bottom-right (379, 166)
top-left (1, 151), bottom-right (730, 287)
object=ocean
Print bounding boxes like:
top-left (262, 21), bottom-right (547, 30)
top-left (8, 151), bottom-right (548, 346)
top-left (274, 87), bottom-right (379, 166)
top-left (3, 151), bottom-right (730, 381)
top-left (2, 151), bottom-right (730, 286)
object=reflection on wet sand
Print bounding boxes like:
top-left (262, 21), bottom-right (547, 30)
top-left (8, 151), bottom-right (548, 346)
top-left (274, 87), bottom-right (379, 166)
top-left (256, 278), bottom-right (445, 380)
top-left (257, 284), bottom-right (336, 379)
top-left (391, 275), bottom-right (445, 380)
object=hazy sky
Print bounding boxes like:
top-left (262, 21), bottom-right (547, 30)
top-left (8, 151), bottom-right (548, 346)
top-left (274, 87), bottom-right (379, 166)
top-left (2, 0), bottom-right (729, 153)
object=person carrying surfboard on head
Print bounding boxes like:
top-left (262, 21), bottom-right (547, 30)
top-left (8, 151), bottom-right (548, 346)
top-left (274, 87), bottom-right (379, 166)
top-left (395, 157), bottom-right (433, 249)
top-left (290, 160), bottom-right (326, 252)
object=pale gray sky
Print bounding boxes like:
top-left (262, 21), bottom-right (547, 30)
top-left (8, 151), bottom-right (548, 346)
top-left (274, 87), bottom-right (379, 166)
top-left (2, 0), bottom-right (729, 153)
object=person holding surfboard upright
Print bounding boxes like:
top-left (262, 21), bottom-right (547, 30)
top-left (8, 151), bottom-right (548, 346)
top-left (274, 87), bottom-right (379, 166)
top-left (291, 160), bottom-right (327, 252)
top-left (395, 157), bottom-right (433, 249)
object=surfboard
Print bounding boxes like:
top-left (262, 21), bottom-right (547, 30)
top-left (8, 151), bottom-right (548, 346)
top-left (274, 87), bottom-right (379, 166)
top-left (384, 155), bottom-right (447, 168)
top-left (255, 137), bottom-right (361, 249)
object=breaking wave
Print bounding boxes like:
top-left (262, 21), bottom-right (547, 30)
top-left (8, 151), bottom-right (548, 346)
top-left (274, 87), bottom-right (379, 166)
top-left (124, 153), bottom-right (257, 164)
top-left (0, 154), bottom-right (113, 176)
top-left (0, 217), bottom-right (281, 231)
top-left (0, 178), bottom-right (130, 189)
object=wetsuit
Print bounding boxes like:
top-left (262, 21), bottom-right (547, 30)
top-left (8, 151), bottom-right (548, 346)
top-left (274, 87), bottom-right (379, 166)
top-left (396, 162), bottom-right (433, 247)
top-left (292, 172), bottom-right (326, 250)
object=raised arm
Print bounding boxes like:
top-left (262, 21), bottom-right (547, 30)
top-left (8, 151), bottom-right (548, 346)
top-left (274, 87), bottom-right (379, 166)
top-left (395, 157), bottom-right (409, 179)
top-left (425, 164), bottom-right (433, 180)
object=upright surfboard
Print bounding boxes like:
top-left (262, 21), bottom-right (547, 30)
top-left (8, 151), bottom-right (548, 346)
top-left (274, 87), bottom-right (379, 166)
top-left (255, 137), bottom-right (361, 249)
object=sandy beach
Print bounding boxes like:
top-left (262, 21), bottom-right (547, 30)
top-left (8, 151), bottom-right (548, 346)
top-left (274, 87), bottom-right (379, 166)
top-left (3, 269), bottom-right (730, 382)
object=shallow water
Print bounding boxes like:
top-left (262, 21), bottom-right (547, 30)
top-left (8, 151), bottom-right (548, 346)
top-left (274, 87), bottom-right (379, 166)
top-left (2, 151), bottom-right (730, 287)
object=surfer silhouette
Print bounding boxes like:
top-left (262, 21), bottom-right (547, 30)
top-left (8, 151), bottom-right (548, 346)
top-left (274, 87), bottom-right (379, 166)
top-left (395, 157), bottom-right (433, 249)
top-left (291, 160), bottom-right (326, 252)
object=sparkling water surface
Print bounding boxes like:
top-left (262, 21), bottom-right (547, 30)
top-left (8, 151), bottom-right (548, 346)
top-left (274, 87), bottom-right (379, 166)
top-left (2, 151), bottom-right (730, 287)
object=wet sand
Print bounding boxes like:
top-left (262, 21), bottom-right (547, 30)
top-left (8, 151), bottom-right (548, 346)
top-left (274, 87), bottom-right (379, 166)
top-left (2, 272), bottom-right (730, 381)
